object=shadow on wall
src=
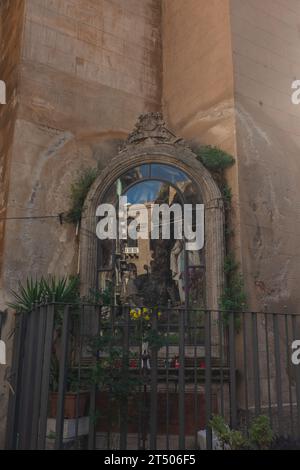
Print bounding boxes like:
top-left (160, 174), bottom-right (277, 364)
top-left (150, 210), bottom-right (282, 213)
top-left (235, 96), bottom-right (300, 313)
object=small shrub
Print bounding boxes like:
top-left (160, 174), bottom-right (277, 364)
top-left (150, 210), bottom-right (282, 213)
top-left (230, 430), bottom-right (248, 450)
top-left (209, 415), bottom-right (247, 450)
top-left (223, 254), bottom-right (239, 275)
top-left (249, 415), bottom-right (274, 449)
top-left (209, 414), bottom-right (274, 450)
top-left (209, 415), bottom-right (231, 449)
top-left (222, 183), bottom-right (233, 208)
top-left (66, 167), bottom-right (99, 224)
top-left (219, 254), bottom-right (247, 329)
top-left (195, 145), bottom-right (235, 173)
top-left (220, 274), bottom-right (247, 312)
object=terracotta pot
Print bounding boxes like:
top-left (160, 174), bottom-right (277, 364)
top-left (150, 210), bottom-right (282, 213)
top-left (49, 392), bottom-right (90, 419)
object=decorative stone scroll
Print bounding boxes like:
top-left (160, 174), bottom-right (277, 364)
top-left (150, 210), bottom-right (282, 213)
top-left (122, 112), bottom-right (184, 148)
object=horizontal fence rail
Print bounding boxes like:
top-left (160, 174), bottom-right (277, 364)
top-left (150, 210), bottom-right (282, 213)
top-left (5, 303), bottom-right (300, 450)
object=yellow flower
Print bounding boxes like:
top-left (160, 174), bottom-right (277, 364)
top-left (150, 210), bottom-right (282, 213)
top-left (157, 311), bottom-right (162, 317)
top-left (144, 314), bottom-right (150, 321)
top-left (130, 308), bottom-right (141, 320)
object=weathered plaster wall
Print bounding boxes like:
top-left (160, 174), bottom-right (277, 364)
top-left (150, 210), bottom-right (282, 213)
top-left (230, 0), bottom-right (300, 312)
top-left (0, 0), bottom-right (25, 449)
top-left (162, 0), bottom-right (242, 277)
top-left (162, 0), bottom-right (235, 151)
top-left (163, 0), bottom-right (300, 314)
top-left (0, 0), bottom-right (25, 290)
top-left (0, 0), bottom-right (162, 447)
top-left (2, 0), bottom-right (162, 299)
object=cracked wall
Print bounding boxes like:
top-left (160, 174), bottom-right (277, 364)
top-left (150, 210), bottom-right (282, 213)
top-left (0, 0), bottom-right (162, 447)
top-left (230, 0), bottom-right (300, 312)
top-left (163, 0), bottom-right (300, 313)
top-left (0, 0), bottom-right (25, 448)
top-left (162, 0), bottom-right (242, 277)
top-left (1, 0), bottom-right (162, 304)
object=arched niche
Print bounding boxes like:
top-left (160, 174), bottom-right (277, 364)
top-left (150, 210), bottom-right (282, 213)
top-left (80, 113), bottom-right (224, 310)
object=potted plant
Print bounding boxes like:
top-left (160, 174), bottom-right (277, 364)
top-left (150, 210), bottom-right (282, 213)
top-left (48, 368), bottom-right (90, 419)
top-left (7, 275), bottom-right (90, 420)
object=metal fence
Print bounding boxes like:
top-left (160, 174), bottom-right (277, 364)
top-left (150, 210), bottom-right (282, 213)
top-left (5, 303), bottom-right (300, 450)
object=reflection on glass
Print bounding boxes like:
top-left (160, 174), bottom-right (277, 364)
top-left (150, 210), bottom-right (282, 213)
top-left (151, 164), bottom-right (188, 185)
top-left (180, 181), bottom-right (200, 204)
top-left (97, 163), bottom-right (205, 308)
top-left (118, 165), bottom-right (150, 194)
top-left (98, 271), bottom-right (112, 293)
top-left (125, 180), bottom-right (164, 205)
top-left (102, 165), bottom-right (150, 204)
top-left (97, 238), bottom-right (113, 269)
top-left (121, 180), bottom-right (186, 306)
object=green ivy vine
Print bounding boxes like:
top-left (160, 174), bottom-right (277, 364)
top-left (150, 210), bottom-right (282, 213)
top-left (195, 145), bottom-right (247, 321)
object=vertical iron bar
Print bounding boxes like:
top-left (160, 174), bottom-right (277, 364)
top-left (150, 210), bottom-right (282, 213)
top-left (218, 311), bottom-right (224, 418)
top-left (5, 313), bottom-right (26, 449)
top-left (88, 305), bottom-right (100, 450)
top-left (165, 307), bottom-right (170, 450)
top-left (120, 306), bottom-right (129, 450)
top-left (251, 312), bottom-right (261, 415)
top-left (264, 313), bottom-right (273, 427)
top-left (178, 308), bottom-right (185, 450)
top-left (137, 312), bottom-right (143, 449)
top-left (88, 384), bottom-right (97, 450)
top-left (19, 306), bottom-right (38, 449)
top-left (242, 313), bottom-right (249, 431)
top-left (285, 314), bottom-right (294, 437)
top-left (74, 304), bottom-right (84, 449)
top-left (229, 311), bottom-right (237, 428)
top-left (149, 309), bottom-right (158, 450)
top-left (205, 310), bottom-right (212, 449)
top-left (106, 307), bottom-right (113, 449)
top-left (37, 302), bottom-right (55, 449)
top-left (16, 313), bottom-right (30, 450)
top-left (193, 310), bottom-right (199, 449)
top-left (273, 314), bottom-right (283, 435)
top-left (55, 305), bottom-right (70, 449)
top-left (30, 304), bottom-right (47, 449)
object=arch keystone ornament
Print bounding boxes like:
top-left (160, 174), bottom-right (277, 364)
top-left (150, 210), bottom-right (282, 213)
top-left (122, 112), bottom-right (184, 147)
top-left (80, 113), bottom-right (225, 311)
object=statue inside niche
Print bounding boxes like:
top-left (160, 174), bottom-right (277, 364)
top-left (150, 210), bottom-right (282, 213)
top-left (128, 237), bottom-right (178, 307)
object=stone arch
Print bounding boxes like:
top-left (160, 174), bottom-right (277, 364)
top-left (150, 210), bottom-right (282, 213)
top-left (80, 113), bottom-right (225, 310)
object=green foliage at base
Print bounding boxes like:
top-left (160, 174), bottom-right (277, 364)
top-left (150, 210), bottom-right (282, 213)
top-left (8, 276), bottom-right (80, 312)
top-left (209, 414), bottom-right (274, 450)
top-left (249, 415), bottom-right (274, 450)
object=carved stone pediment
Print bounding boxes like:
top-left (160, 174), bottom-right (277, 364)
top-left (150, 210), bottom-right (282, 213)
top-left (122, 112), bottom-right (185, 149)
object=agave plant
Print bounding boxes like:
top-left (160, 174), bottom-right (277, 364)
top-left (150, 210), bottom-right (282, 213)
top-left (8, 276), bottom-right (80, 312)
